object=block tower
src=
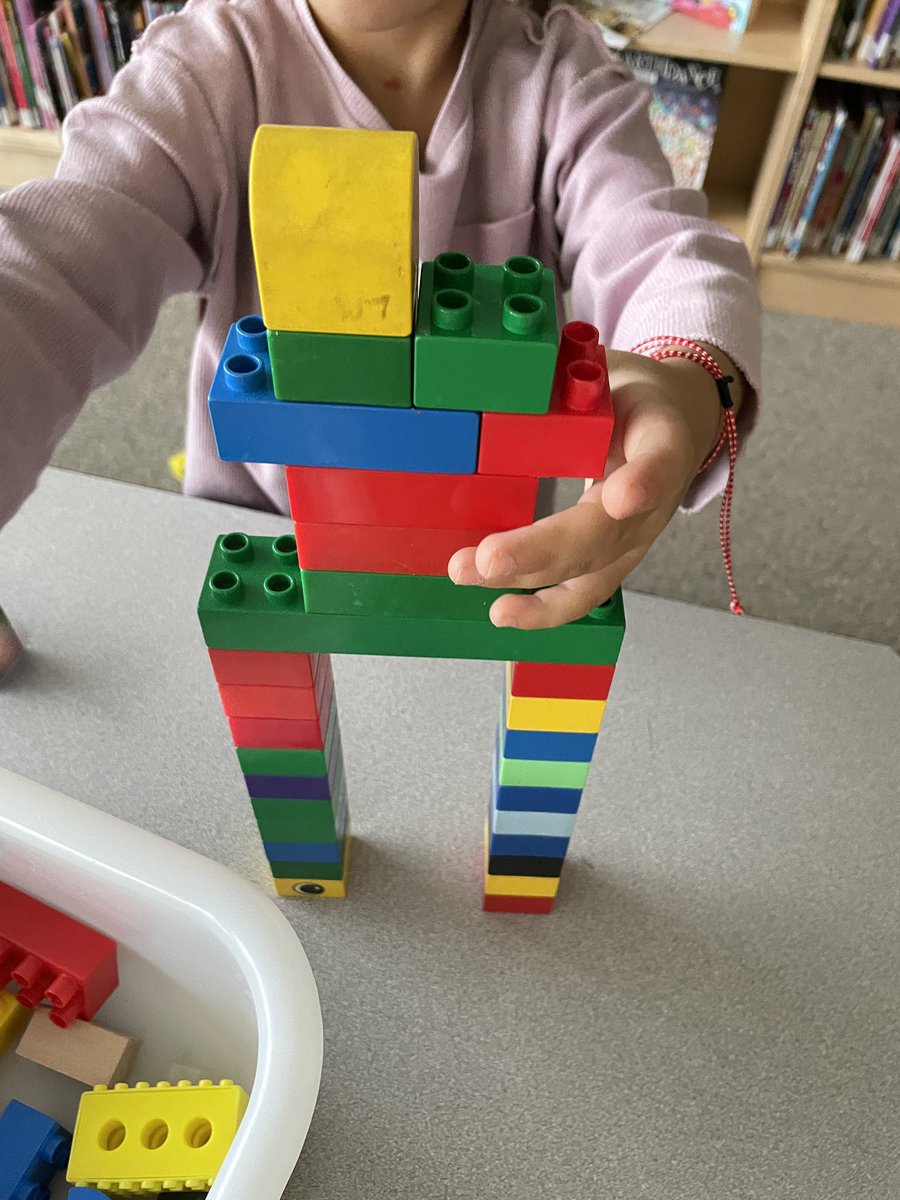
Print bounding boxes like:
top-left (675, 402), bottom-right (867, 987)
top-left (197, 125), bottom-right (625, 913)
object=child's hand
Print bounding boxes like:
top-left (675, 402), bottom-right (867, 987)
top-left (448, 346), bottom-right (739, 629)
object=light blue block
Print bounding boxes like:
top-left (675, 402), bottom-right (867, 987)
top-left (491, 807), bottom-right (578, 838)
top-left (209, 318), bottom-right (480, 473)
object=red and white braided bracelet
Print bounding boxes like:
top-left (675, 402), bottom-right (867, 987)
top-left (630, 336), bottom-right (744, 616)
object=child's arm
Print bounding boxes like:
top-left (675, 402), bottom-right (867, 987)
top-left (0, 9), bottom-right (247, 531)
top-left (450, 11), bottom-right (761, 627)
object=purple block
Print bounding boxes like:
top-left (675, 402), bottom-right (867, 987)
top-left (244, 773), bottom-right (333, 800)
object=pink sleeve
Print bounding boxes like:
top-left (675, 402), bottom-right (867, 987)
top-left (0, 10), bottom-right (242, 530)
top-left (540, 14), bottom-right (762, 510)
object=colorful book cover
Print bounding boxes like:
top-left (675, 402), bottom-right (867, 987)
top-left (621, 50), bottom-right (725, 189)
top-left (670, 0), bottom-right (759, 34)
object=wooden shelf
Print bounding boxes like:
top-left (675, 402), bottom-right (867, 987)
top-left (0, 128), bottom-right (61, 188)
top-left (758, 252), bottom-right (900, 326)
top-left (818, 58), bottom-right (900, 90)
top-left (706, 184), bottom-right (750, 241)
top-left (634, 2), bottom-right (806, 71)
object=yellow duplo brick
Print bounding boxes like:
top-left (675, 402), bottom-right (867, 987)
top-left (484, 873), bottom-right (560, 898)
top-left (0, 987), bottom-right (30, 1056)
top-left (68, 1079), bottom-right (249, 1192)
top-left (506, 660), bottom-right (606, 733)
top-left (250, 125), bottom-right (419, 336)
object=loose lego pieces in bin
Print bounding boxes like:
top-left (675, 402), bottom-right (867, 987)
top-left (0, 1099), bottom-right (71, 1200)
top-left (0, 882), bottom-right (118, 1027)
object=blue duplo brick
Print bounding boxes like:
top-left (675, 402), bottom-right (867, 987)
top-left (0, 1100), bottom-right (71, 1200)
top-left (500, 688), bottom-right (598, 762)
top-left (487, 831), bottom-right (570, 859)
top-left (262, 838), bottom-right (345, 863)
top-left (209, 318), bottom-right (480, 474)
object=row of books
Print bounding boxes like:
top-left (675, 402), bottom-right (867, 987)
top-left (0, 0), bottom-right (183, 130)
top-left (766, 86), bottom-right (900, 263)
top-left (829, 0), bottom-right (900, 69)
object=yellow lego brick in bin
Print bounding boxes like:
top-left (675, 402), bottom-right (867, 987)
top-left (250, 125), bottom-right (419, 336)
top-left (0, 987), bottom-right (30, 1056)
top-left (67, 1078), bottom-right (249, 1193)
top-left (483, 873), bottom-right (559, 898)
top-left (506, 663), bottom-right (606, 733)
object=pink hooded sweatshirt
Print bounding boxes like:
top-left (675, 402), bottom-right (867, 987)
top-left (0, 0), bottom-right (760, 528)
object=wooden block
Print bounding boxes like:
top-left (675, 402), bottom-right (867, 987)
top-left (16, 1007), bottom-right (139, 1086)
top-left (250, 125), bottom-right (418, 336)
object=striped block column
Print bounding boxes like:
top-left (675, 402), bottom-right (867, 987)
top-left (204, 589), bottom-right (351, 898)
top-left (483, 661), bottom-right (617, 914)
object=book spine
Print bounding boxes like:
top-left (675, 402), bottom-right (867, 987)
top-left (868, 0), bottom-right (900, 65)
top-left (846, 135), bottom-right (900, 260)
top-left (789, 107), bottom-right (848, 258)
top-left (12, 0), bottom-right (58, 129)
top-left (82, 0), bottom-right (113, 89)
top-left (831, 113), bottom-right (884, 253)
top-left (102, 0), bottom-right (126, 67)
top-left (4, 0), bottom-right (37, 124)
top-left (811, 122), bottom-right (861, 252)
top-left (877, 3), bottom-right (900, 64)
top-left (781, 108), bottom-right (830, 251)
top-left (46, 14), bottom-right (78, 113)
top-left (842, 0), bottom-right (872, 57)
top-left (0, 0), bottom-right (28, 121)
top-left (867, 169), bottom-right (900, 255)
top-left (765, 109), bottom-right (815, 249)
top-left (856, 0), bottom-right (889, 62)
top-left (887, 210), bottom-right (900, 258)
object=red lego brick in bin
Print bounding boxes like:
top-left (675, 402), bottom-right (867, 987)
top-left (286, 467), bottom-right (538, 530)
top-left (293, 521), bottom-right (495, 576)
top-left (0, 882), bottom-right (118, 1027)
top-left (208, 648), bottom-right (318, 688)
top-left (482, 893), bottom-right (555, 915)
top-left (478, 326), bottom-right (614, 479)
top-left (510, 661), bottom-right (616, 701)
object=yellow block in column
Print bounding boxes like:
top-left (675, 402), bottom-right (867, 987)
top-left (506, 664), bottom-right (606, 733)
top-left (484, 873), bottom-right (560, 898)
top-left (250, 125), bottom-right (419, 336)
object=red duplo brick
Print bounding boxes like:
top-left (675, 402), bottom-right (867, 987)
top-left (286, 466), bottom-right (538, 529)
top-left (477, 323), bottom-right (614, 479)
top-left (208, 648), bottom-right (318, 688)
top-left (293, 521), bottom-right (492, 575)
top-left (510, 661), bottom-right (616, 700)
top-left (228, 667), bottom-right (334, 748)
top-left (217, 682), bottom-right (321, 720)
top-left (0, 882), bottom-right (118, 1027)
top-left (482, 893), bottom-right (555, 915)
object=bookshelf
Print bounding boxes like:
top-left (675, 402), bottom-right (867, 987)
top-left (0, 0), bottom-right (897, 326)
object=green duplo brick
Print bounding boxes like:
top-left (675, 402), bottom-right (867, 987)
top-left (301, 568), bottom-right (518, 619)
top-left (267, 328), bottom-right (411, 407)
top-left (497, 753), bottom-right (591, 790)
top-left (252, 797), bottom-right (346, 842)
top-left (269, 858), bottom-right (346, 880)
top-left (198, 534), bottom-right (625, 665)
top-left (413, 253), bottom-right (558, 414)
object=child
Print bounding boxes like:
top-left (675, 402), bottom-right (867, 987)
top-left (0, 0), bottom-right (760, 628)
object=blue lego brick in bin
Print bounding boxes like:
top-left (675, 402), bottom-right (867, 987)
top-left (0, 1099), bottom-right (71, 1200)
top-left (208, 317), bottom-right (480, 474)
top-left (68, 1191), bottom-right (111, 1199)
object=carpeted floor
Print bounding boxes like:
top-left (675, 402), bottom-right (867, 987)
top-left (49, 295), bottom-right (900, 650)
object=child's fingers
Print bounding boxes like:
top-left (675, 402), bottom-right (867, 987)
top-left (448, 500), bottom-right (618, 592)
top-left (600, 406), bottom-right (695, 522)
top-left (486, 560), bottom-right (637, 629)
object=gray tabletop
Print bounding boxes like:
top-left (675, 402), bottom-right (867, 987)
top-left (2, 468), bottom-right (899, 1200)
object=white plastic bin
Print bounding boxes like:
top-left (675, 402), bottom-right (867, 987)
top-left (0, 766), bottom-right (323, 1198)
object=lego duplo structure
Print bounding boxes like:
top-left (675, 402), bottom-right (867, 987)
top-left (197, 125), bottom-right (625, 914)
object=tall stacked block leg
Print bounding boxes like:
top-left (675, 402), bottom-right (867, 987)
top-left (203, 534), bottom-right (351, 898)
top-left (484, 659), bottom-right (619, 914)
